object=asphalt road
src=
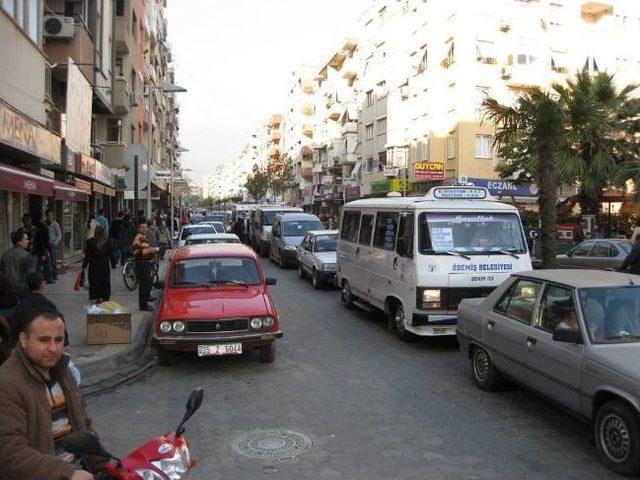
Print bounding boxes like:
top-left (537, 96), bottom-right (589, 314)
top-left (88, 259), bottom-right (618, 480)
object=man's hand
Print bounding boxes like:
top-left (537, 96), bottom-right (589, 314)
top-left (71, 470), bottom-right (94, 480)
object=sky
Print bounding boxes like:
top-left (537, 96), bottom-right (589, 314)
top-left (165, 0), bottom-right (372, 183)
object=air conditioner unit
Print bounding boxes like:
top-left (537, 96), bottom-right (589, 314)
top-left (501, 66), bottom-right (512, 79)
top-left (43, 15), bottom-right (75, 39)
top-left (400, 85), bottom-right (409, 99)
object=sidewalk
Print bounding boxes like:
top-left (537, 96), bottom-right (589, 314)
top-left (45, 256), bottom-right (167, 393)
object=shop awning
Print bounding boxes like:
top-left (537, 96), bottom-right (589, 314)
top-left (54, 181), bottom-right (88, 202)
top-left (0, 163), bottom-right (54, 196)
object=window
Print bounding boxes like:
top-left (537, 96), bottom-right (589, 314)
top-left (107, 119), bottom-right (122, 142)
top-left (373, 212), bottom-right (399, 251)
top-left (447, 133), bottom-right (456, 159)
top-left (573, 240), bottom-right (594, 256)
top-left (26, 0), bottom-right (38, 42)
top-left (494, 279), bottom-right (541, 324)
top-left (366, 157), bottom-right (374, 173)
top-left (377, 117), bottom-right (387, 135)
top-left (1, 0), bottom-right (14, 17)
top-left (396, 213), bottom-right (414, 257)
top-left (115, 58), bottom-right (123, 77)
top-left (475, 135), bottom-right (492, 158)
top-left (591, 241), bottom-right (613, 257)
top-left (3, 0), bottom-right (40, 43)
top-left (130, 68), bottom-right (136, 93)
top-left (476, 40), bottom-right (496, 63)
top-left (359, 214), bottom-right (374, 246)
top-left (537, 285), bottom-right (577, 333)
top-left (116, 0), bottom-right (124, 16)
top-left (340, 211), bottom-right (361, 242)
top-left (283, 220), bottom-right (323, 237)
top-left (132, 10), bottom-right (137, 38)
top-left (366, 90), bottom-right (374, 106)
top-left (377, 80), bottom-right (387, 97)
top-left (365, 123), bottom-right (374, 140)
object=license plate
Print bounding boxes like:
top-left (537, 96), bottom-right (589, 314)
top-left (197, 343), bottom-right (242, 357)
top-left (433, 327), bottom-right (453, 335)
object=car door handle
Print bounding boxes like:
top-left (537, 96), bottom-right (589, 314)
top-left (355, 247), bottom-right (360, 259)
top-left (393, 257), bottom-right (398, 270)
top-left (487, 320), bottom-right (495, 330)
top-left (526, 336), bottom-right (537, 350)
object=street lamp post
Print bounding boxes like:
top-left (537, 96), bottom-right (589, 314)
top-left (170, 147), bottom-right (189, 242)
top-left (146, 82), bottom-right (187, 218)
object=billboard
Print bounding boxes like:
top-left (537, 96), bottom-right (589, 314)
top-left (414, 161), bottom-right (445, 181)
top-left (65, 59), bottom-right (92, 156)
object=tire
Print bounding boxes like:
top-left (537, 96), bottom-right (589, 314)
top-left (388, 302), bottom-right (412, 342)
top-left (277, 252), bottom-right (285, 269)
top-left (123, 261), bottom-right (138, 291)
top-left (155, 343), bottom-right (174, 367)
top-left (341, 280), bottom-right (355, 309)
top-left (312, 269), bottom-right (322, 289)
top-left (259, 342), bottom-right (276, 363)
top-left (471, 346), bottom-right (502, 391)
top-left (595, 400), bottom-right (640, 475)
top-left (259, 244), bottom-right (268, 258)
top-left (298, 263), bottom-right (306, 279)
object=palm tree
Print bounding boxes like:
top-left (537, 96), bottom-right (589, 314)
top-left (483, 89), bottom-right (566, 268)
top-left (555, 70), bottom-right (640, 217)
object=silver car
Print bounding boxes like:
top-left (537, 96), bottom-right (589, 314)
top-left (457, 269), bottom-right (640, 475)
top-left (296, 230), bottom-right (339, 289)
top-left (556, 239), bottom-right (632, 270)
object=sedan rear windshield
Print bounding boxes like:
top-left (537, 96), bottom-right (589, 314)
top-left (314, 235), bottom-right (337, 252)
top-left (579, 286), bottom-right (640, 344)
top-left (185, 237), bottom-right (240, 245)
top-left (283, 220), bottom-right (323, 237)
top-left (181, 225), bottom-right (216, 240)
top-left (171, 257), bottom-right (261, 286)
top-left (418, 212), bottom-right (526, 255)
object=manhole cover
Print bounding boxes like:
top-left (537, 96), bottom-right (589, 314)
top-left (232, 429), bottom-right (312, 460)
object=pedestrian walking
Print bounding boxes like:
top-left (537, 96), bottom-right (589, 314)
top-left (109, 210), bottom-right (124, 266)
top-left (82, 226), bottom-right (115, 303)
top-left (0, 230), bottom-right (35, 298)
top-left (46, 209), bottom-right (62, 282)
top-left (133, 219), bottom-right (157, 311)
top-left (233, 217), bottom-right (246, 243)
top-left (17, 213), bottom-right (36, 254)
top-left (147, 217), bottom-right (159, 247)
top-left (118, 213), bottom-right (136, 265)
top-left (619, 236), bottom-right (640, 274)
top-left (156, 220), bottom-right (171, 259)
top-left (96, 208), bottom-right (109, 236)
top-left (32, 217), bottom-right (52, 282)
top-left (86, 214), bottom-right (98, 240)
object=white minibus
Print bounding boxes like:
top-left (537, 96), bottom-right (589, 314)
top-left (336, 186), bottom-right (532, 339)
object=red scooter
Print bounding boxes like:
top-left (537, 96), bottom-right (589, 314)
top-left (61, 389), bottom-right (204, 480)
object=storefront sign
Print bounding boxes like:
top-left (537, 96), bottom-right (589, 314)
top-left (0, 163), bottom-right (54, 196)
top-left (383, 165), bottom-right (399, 177)
top-left (94, 160), bottom-right (112, 186)
top-left (54, 181), bottom-right (88, 202)
top-left (415, 161), bottom-right (445, 181)
top-left (74, 178), bottom-right (92, 194)
top-left (466, 178), bottom-right (538, 197)
top-left (76, 153), bottom-right (96, 177)
top-left (371, 179), bottom-right (413, 194)
top-left (0, 104), bottom-right (61, 164)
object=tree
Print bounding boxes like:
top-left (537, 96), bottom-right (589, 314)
top-left (267, 153), bottom-right (296, 200)
top-left (245, 164), bottom-right (270, 202)
top-left (483, 88), bottom-right (566, 268)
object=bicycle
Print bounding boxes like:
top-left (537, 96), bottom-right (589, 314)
top-left (122, 255), bottom-right (160, 291)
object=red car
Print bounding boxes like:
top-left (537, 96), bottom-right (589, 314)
top-left (153, 244), bottom-right (282, 365)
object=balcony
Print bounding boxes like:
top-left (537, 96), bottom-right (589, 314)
top-left (101, 142), bottom-right (127, 169)
top-left (112, 77), bottom-right (130, 114)
top-left (270, 130), bottom-right (281, 142)
top-left (339, 153), bottom-right (358, 165)
top-left (501, 66), bottom-right (541, 88)
top-left (44, 22), bottom-right (94, 85)
top-left (341, 57), bottom-right (360, 80)
top-left (312, 163), bottom-right (323, 173)
top-left (581, 2), bottom-right (613, 22)
top-left (342, 122), bottom-right (358, 135)
top-left (328, 104), bottom-right (341, 121)
top-left (115, 16), bottom-right (133, 54)
top-left (301, 101), bottom-right (314, 116)
top-left (302, 124), bottom-right (314, 137)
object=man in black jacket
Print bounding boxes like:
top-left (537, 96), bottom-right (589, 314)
top-left (619, 237), bottom-right (640, 274)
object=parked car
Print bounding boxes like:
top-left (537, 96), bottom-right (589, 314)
top-left (249, 205), bottom-right (303, 257)
top-left (531, 238), bottom-right (575, 268)
top-left (185, 233), bottom-right (241, 246)
top-left (457, 269), bottom-right (640, 475)
top-left (270, 213), bottom-right (323, 268)
top-left (556, 239), bottom-right (632, 270)
top-left (199, 221), bottom-right (225, 233)
top-left (153, 244), bottom-right (283, 365)
top-left (297, 230), bottom-right (339, 288)
top-left (177, 224), bottom-right (218, 247)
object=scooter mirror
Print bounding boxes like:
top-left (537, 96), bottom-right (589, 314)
top-left (177, 389), bottom-right (205, 435)
top-left (59, 432), bottom-right (115, 460)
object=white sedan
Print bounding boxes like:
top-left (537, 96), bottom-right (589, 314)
top-left (177, 224), bottom-right (218, 247)
top-left (185, 233), bottom-right (241, 246)
top-left (297, 230), bottom-right (338, 289)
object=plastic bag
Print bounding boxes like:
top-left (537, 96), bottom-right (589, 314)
top-left (73, 270), bottom-right (85, 291)
top-left (86, 300), bottom-right (128, 315)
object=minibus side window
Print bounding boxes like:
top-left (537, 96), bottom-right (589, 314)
top-left (341, 211), bottom-right (361, 242)
top-left (396, 213), bottom-right (414, 258)
top-left (359, 214), bottom-right (374, 246)
top-left (373, 212), bottom-right (399, 251)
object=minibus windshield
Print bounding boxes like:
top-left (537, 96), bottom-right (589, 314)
top-left (418, 213), bottom-right (526, 255)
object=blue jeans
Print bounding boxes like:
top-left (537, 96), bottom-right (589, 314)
top-left (49, 245), bottom-right (58, 281)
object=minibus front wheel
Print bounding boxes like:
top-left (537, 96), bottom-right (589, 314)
top-left (341, 280), bottom-right (355, 309)
top-left (388, 301), bottom-right (412, 342)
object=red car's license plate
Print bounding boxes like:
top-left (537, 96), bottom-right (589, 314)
top-left (197, 343), bottom-right (242, 356)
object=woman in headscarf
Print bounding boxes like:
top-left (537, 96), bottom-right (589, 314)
top-left (81, 226), bottom-right (116, 302)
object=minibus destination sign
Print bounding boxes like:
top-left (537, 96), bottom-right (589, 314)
top-left (432, 187), bottom-right (488, 199)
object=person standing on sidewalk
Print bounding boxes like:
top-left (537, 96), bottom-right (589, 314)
top-left (17, 213), bottom-right (36, 254)
top-left (156, 220), bottom-right (171, 260)
top-left (133, 220), bottom-right (157, 311)
top-left (32, 217), bottom-right (52, 282)
top-left (46, 210), bottom-right (62, 283)
top-left (0, 308), bottom-right (95, 480)
top-left (0, 230), bottom-right (35, 298)
top-left (86, 214), bottom-right (98, 240)
top-left (109, 211), bottom-right (123, 267)
top-left (82, 226), bottom-right (116, 303)
top-left (96, 208), bottom-right (109, 237)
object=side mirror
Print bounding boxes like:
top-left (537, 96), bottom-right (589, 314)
top-left (177, 388), bottom-right (205, 436)
top-left (59, 432), bottom-right (116, 460)
top-left (265, 277), bottom-right (277, 286)
top-left (566, 249), bottom-right (574, 257)
top-left (552, 325), bottom-right (581, 344)
top-left (154, 280), bottom-right (165, 289)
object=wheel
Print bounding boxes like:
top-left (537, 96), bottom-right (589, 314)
top-left (595, 401), bottom-right (640, 475)
top-left (259, 342), bottom-right (276, 363)
top-left (155, 343), bottom-right (174, 367)
top-left (259, 244), bottom-right (268, 257)
top-left (277, 251), bottom-right (285, 269)
top-left (388, 302), bottom-right (412, 342)
top-left (312, 269), bottom-right (322, 289)
top-left (122, 262), bottom-right (138, 291)
top-left (298, 263), bottom-right (306, 279)
top-left (471, 346), bottom-right (502, 391)
top-left (341, 280), bottom-right (355, 309)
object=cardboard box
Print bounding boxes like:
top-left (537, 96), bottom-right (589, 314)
top-left (86, 313), bottom-right (132, 345)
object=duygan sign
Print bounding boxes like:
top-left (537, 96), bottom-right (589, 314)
top-left (414, 161), bottom-right (444, 181)
top-left (0, 104), bottom-right (61, 164)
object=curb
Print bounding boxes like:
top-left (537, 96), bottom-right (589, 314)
top-left (79, 315), bottom-right (157, 395)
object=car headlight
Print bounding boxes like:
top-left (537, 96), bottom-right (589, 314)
top-left (262, 316), bottom-right (274, 328)
top-left (151, 451), bottom-right (189, 480)
top-left (250, 317), bottom-right (263, 329)
top-left (160, 321), bottom-right (172, 333)
top-left (172, 321), bottom-right (185, 333)
top-left (284, 244), bottom-right (297, 251)
top-left (418, 289), bottom-right (441, 309)
top-left (135, 469), bottom-right (164, 480)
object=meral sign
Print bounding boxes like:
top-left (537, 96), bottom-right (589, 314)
top-left (414, 161), bottom-right (444, 181)
top-left (0, 104), bottom-right (61, 164)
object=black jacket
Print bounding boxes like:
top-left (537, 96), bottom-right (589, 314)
top-left (620, 242), bottom-right (640, 274)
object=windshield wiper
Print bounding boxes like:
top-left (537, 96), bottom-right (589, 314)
top-left (489, 248), bottom-right (520, 259)
top-left (208, 280), bottom-right (250, 287)
top-left (443, 250), bottom-right (471, 260)
top-left (605, 334), bottom-right (640, 341)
